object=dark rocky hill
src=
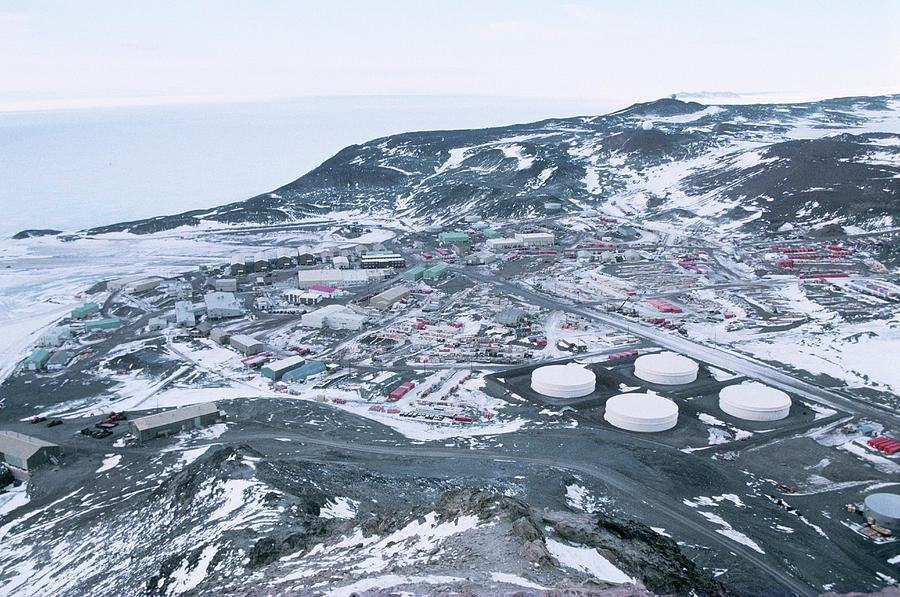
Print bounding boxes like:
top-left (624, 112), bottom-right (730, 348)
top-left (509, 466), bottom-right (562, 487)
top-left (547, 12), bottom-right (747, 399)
top-left (74, 94), bottom-right (899, 237)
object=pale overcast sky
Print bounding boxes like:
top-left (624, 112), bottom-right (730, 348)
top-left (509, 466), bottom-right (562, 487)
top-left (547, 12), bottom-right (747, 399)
top-left (1, 0), bottom-right (898, 110)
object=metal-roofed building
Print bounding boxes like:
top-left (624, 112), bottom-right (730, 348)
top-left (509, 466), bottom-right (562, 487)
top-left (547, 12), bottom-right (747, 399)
top-left (261, 356), bottom-right (306, 380)
top-left (230, 334), bottom-right (263, 355)
top-left (84, 318), bottom-right (121, 332)
top-left (282, 360), bottom-right (327, 382)
top-left (370, 286), bottom-right (410, 311)
top-left (403, 266), bottom-right (426, 281)
top-left (495, 308), bottom-right (525, 326)
top-left (438, 232), bottom-right (469, 243)
top-left (205, 291), bottom-right (243, 319)
top-left (0, 430), bottom-right (60, 470)
top-left (423, 263), bottom-right (448, 281)
top-left (515, 232), bottom-right (555, 247)
top-left (215, 278), bottom-right (238, 292)
top-left (24, 349), bottom-right (51, 371)
top-left (129, 402), bottom-right (224, 442)
top-left (71, 302), bottom-right (100, 320)
top-left (175, 300), bottom-right (196, 327)
top-left (46, 350), bottom-right (71, 371)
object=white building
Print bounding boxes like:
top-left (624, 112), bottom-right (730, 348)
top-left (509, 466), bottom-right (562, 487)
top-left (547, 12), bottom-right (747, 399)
top-left (284, 289), bottom-right (321, 306)
top-left (174, 300), bottom-right (196, 327)
top-left (333, 256), bottom-right (350, 269)
top-left (297, 268), bottom-right (392, 289)
top-left (301, 304), bottom-right (367, 330)
top-left (515, 232), bottom-right (555, 247)
top-left (486, 238), bottom-right (522, 250)
top-left (205, 292), bottom-right (243, 319)
top-left (214, 278), bottom-right (238, 292)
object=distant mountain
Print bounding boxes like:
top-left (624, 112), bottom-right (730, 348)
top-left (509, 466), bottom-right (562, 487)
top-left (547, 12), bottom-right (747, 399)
top-left (77, 94), bottom-right (900, 237)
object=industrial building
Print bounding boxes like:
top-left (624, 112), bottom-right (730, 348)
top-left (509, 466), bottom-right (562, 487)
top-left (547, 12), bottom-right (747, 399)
top-left (438, 231), bottom-right (469, 243)
top-left (531, 364), bottom-right (596, 398)
top-left (282, 360), bottom-right (326, 382)
top-left (301, 304), bottom-right (367, 331)
top-left (544, 201), bottom-right (561, 211)
top-left (125, 277), bottom-right (163, 292)
top-left (298, 269), bottom-right (343, 288)
top-left (46, 350), bottom-right (71, 371)
top-left (71, 302), bottom-right (100, 320)
top-left (107, 275), bottom-right (148, 292)
top-left (215, 278), bottom-right (237, 292)
top-left (423, 264), bottom-right (449, 281)
top-left (495, 308), bottom-right (525, 326)
top-left (719, 382), bottom-right (792, 421)
top-left (148, 316), bottom-right (169, 331)
top-left (604, 392), bottom-right (679, 432)
top-left (129, 402), bottom-right (224, 442)
top-left (261, 356), bottom-right (306, 380)
top-left (85, 318), bottom-right (121, 333)
top-left (483, 229), bottom-right (501, 239)
top-left (38, 326), bottom-right (71, 347)
top-left (162, 281), bottom-right (193, 298)
top-left (633, 352), bottom-right (698, 385)
top-left (0, 430), bottom-right (60, 471)
top-left (515, 232), bottom-right (555, 247)
top-left (175, 300), bottom-right (196, 327)
top-left (486, 238), bottom-right (522, 250)
top-left (360, 252), bottom-right (405, 269)
top-left (297, 268), bottom-right (391, 288)
top-left (24, 349), bottom-right (51, 371)
top-left (210, 328), bottom-right (231, 345)
top-left (333, 256), bottom-right (350, 269)
top-left (863, 493), bottom-right (900, 530)
top-left (370, 286), bottom-right (410, 311)
top-left (230, 334), bottom-right (263, 355)
top-left (403, 266), bottom-right (426, 281)
top-left (284, 289), bottom-right (321, 306)
top-left (205, 292), bottom-right (243, 319)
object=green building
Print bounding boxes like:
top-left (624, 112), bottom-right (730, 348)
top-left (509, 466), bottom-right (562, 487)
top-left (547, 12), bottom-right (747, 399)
top-left (71, 302), bottom-right (100, 319)
top-left (403, 266), bottom-right (426, 281)
top-left (364, 250), bottom-right (394, 256)
top-left (423, 263), bottom-right (449, 281)
top-left (24, 349), bottom-right (51, 371)
top-left (483, 229), bottom-right (501, 239)
top-left (438, 232), bottom-right (469, 243)
top-left (0, 431), bottom-right (60, 470)
top-left (85, 318), bottom-right (121, 333)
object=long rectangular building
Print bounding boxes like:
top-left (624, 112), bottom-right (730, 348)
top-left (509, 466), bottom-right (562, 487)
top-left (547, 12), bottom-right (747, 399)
top-left (360, 253), bottom-right (405, 269)
top-left (0, 430), bottom-right (60, 471)
top-left (370, 286), bottom-right (410, 310)
top-left (301, 304), bottom-right (367, 330)
top-left (129, 402), bottom-right (224, 442)
top-left (261, 356), bottom-right (306, 380)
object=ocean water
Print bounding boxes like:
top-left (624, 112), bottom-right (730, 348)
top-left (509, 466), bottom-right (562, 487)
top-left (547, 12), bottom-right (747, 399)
top-left (0, 95), bottom-right (624, 237)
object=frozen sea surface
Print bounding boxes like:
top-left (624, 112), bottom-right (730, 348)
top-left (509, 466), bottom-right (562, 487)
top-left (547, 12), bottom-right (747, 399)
top-left (0, 95), bottom-right (622, 237)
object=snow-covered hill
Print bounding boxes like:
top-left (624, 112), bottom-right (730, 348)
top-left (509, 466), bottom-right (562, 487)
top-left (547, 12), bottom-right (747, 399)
top-left (79, 95), bottom-right (900, 237)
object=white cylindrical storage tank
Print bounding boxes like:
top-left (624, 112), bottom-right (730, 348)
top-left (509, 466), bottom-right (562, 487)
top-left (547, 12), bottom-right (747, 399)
top-left (634, 352), bottom-right (698, 385)
top-left (530, 364), bottom-right (596, 398)
top-left (719, 382), bottom-right (791, 421)
top-left (864, 493), bottom-right (900, 530)
top-left (604, 392), bottom-right (678, 432)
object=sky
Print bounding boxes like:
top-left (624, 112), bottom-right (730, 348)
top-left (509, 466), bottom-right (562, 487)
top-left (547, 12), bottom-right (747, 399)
top-left (1, 0), bottom-right (898, 111)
